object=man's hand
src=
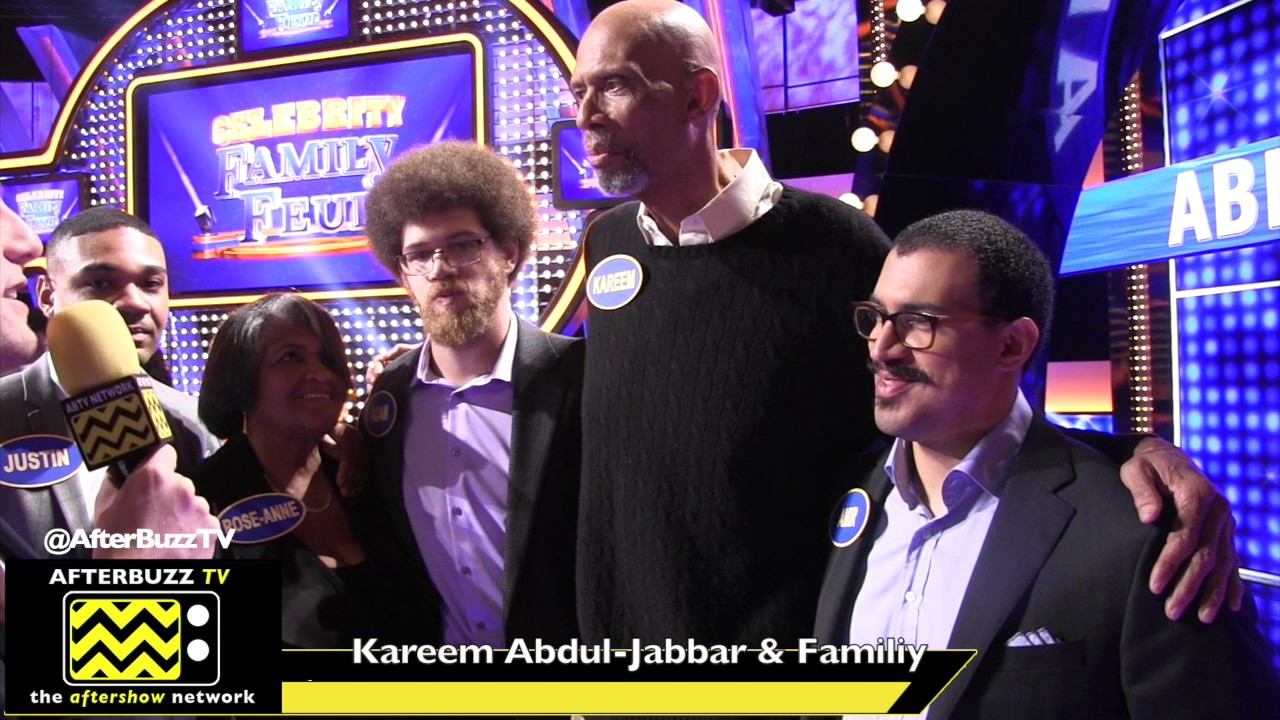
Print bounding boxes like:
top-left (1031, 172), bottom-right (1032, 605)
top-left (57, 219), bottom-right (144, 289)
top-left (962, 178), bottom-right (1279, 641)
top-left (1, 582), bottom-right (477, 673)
top-left (365, 342), bottom-right (417, 390)
top-left (321, 422), bottom-right (366, 498)
top-left (93, 445), bottom-right (220, 560)
top-left (1120, 436), bottom-right (1244, 622)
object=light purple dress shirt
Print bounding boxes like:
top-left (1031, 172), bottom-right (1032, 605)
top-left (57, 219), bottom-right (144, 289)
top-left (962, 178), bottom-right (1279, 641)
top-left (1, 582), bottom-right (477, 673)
top-left (846, 390), bottom-right (1032, 719)
top-left (402, 318), bottom-right (517, 648)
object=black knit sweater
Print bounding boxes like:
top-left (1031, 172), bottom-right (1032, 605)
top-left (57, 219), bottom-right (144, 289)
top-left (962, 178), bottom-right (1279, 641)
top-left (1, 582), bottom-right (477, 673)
top-left (578, 188), bottom-right (892, 644)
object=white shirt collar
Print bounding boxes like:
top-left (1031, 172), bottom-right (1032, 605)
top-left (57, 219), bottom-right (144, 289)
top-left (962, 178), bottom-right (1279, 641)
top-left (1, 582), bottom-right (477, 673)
top-left (635, 148), bottom-right (782, 246)
top-left (414, 314), bottom-right (518, 388)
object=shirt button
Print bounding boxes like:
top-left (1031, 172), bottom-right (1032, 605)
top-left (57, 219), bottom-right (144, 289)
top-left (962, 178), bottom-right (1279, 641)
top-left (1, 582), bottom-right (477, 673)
top-left (450, 447), bottom-right (461, 457)
top-left (905, 591), bottom-right (918, 603)
top-left (461, 566), bottom-right (472, 577)
top-left (452, 507), bottom-right (462, 517)
top-left (476, 622), bottom-right (486, 630)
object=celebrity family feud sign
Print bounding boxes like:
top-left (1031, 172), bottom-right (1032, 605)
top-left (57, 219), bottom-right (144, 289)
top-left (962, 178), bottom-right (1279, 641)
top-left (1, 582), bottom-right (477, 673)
top-left (239, 0), bottom-right (350, 54)
top-left (126, 37), bottom-right (483, 295)
top-left (1060, 138), bottom-right (1279, 274)
top-left (1, 175), bottom-right (84, 243)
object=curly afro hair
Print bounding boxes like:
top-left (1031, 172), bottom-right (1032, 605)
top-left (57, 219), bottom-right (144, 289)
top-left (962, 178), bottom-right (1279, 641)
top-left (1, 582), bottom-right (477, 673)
top-left (364, 141), bottom-right (536, 284)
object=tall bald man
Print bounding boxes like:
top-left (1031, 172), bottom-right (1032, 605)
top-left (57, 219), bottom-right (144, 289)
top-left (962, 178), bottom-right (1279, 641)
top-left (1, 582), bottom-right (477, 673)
top-left (570, 0), bottom-right (1238, 646)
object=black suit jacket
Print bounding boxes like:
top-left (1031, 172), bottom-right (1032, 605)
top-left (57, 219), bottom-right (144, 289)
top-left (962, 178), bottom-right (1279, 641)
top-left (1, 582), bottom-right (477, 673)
top-left (816, 417), bottom-right (1278, 719)
top-left (357, 321), bottom-right (583, 645)
top-left (0, 355), bottom-right (217, 560)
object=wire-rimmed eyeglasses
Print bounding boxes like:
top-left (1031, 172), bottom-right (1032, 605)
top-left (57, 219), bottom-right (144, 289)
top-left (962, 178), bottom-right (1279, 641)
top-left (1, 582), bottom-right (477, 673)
top-left (397, 237), bottom-right (490, 276)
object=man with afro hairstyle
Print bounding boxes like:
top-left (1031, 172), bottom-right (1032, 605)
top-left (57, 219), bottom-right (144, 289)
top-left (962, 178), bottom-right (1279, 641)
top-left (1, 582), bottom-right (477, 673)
top-left (357, 141), bottom-right (583, 646)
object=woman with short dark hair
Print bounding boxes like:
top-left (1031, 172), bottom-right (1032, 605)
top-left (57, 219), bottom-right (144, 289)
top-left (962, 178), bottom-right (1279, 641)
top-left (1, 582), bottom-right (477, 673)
top-left (194, 292), bottom-right (374, 647)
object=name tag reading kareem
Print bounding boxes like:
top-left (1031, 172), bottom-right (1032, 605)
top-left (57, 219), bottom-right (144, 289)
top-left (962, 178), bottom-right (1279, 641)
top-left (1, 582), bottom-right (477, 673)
top-left (218, 493), bottom-right (306, 543)
top-left (587, 254), bottom-right (644, 310)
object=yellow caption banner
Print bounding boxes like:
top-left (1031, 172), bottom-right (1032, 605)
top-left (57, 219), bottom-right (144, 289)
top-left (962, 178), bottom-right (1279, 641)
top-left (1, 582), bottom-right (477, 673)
top-left (282, 681), bottom-right (909, 715)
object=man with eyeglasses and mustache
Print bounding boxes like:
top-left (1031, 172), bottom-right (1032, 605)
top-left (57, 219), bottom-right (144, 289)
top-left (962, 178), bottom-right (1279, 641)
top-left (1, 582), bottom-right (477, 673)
top-left (569, 0), bottom-right (1241, 649)
top-left (359, 142), bottom-right (583, 646)
top-left (815, 210), bottom-right (1277, 718)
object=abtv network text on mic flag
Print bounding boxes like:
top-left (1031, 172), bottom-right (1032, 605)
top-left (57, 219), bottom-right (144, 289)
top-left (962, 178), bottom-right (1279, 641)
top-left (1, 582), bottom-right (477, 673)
top-left (6, 560), bottom-right (969, 715)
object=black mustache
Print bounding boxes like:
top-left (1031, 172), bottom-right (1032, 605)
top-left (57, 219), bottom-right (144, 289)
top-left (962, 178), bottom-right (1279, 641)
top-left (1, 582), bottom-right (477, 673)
top-left (867, 360), bottom-right (931, 384)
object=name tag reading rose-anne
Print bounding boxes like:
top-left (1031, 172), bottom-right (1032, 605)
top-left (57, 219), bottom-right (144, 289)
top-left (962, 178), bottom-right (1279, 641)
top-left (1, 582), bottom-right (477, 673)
top-left (218, 493), bottom-right (306, 543)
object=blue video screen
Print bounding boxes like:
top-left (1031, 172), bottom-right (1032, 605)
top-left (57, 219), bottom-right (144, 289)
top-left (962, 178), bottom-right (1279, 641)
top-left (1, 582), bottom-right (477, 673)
top-left (0, 175), bottom-right (83, 243)
top-left (550, 120), bottom-right (624, 210)
top-left (131, 45), bottom-right (478, 295)
top-left (239, 0), bottom-right (350, 54)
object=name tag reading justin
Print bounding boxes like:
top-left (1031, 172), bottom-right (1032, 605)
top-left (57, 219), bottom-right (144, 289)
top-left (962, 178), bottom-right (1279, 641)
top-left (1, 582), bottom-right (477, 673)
top-left (0, 435), bottom-right (83, 488)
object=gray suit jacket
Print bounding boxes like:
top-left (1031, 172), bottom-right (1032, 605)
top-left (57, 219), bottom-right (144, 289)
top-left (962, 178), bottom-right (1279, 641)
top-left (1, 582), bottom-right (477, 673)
top-left (357, 320), bottom-right (584, 644)
top-left (815, 417), bottom-right (1279, 719)
top-left (0, 355), bottom-right (218, 560)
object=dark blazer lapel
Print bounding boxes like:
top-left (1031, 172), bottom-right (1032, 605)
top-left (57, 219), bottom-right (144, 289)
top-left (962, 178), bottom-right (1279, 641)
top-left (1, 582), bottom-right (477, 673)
top-left (815, 456), bottom-right (893, 644)
top-left (371, 348), bottom-right (422, 563)
top-left (929, 418), bottom-right (1076, 720)
top-left (503, 321), bottom-right (563, 615)
top-left (21, 359), bottom-right (93, 546)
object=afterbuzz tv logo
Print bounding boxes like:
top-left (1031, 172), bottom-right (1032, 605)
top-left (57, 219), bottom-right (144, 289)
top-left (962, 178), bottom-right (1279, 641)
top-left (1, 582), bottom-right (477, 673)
top-left (64, 591), bottom-right (220, 686)
top-left (62, 375), bottom-right (174, 469)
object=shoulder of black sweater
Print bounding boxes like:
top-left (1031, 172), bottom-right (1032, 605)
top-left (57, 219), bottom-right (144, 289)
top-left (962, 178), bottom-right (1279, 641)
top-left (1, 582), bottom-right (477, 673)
top-left (773, 185), bottom-right (892, 249)
top-left (581, 189), bottom-right (891, 254)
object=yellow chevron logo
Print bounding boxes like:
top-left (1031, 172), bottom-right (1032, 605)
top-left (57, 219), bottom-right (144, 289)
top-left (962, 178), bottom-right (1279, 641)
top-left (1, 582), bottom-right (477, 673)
top-left (70, 394), bottom-right (144, 429)
top-left (68, 396), bottom-right (158, 466)
top-left (68, 599), bottom-right (182, 681)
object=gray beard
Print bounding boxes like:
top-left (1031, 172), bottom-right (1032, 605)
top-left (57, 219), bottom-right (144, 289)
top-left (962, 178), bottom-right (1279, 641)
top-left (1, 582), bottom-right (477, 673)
top-left (597, 160), bottom-right (649, 197)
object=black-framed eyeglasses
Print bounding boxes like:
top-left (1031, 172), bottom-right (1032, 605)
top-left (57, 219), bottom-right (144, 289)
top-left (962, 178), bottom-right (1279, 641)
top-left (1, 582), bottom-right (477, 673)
top-left (397, 237), bottom-right (490, 276)
top-left (851, 301), bottom-right (995, 350)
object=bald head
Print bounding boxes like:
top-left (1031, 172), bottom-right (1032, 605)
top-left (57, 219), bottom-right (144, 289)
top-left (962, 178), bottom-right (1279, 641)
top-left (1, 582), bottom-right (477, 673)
top-left (589, 0), bottom-right (722, 80)
top-left (571, 0), bottom-right (726, 201)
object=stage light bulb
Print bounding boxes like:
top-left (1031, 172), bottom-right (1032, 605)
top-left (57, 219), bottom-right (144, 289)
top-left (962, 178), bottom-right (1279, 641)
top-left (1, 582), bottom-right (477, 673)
top-left (851, 127), bottom-right (878, 152)
top-left (925, 0), bottom-right (947, 24)
top-left (870, 61), bottom-right (898, 88)
top-left (899, 64), bottom-right (918, 89)
top-left (897, 0), bottom-right (925, 22)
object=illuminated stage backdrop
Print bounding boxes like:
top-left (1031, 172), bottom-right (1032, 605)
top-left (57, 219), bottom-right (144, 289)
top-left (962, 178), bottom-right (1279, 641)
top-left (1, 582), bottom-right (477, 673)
top-left (129, 39), bottom-right (481, 295)
top-left (1162, 0), bottom-right (1280, 667)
